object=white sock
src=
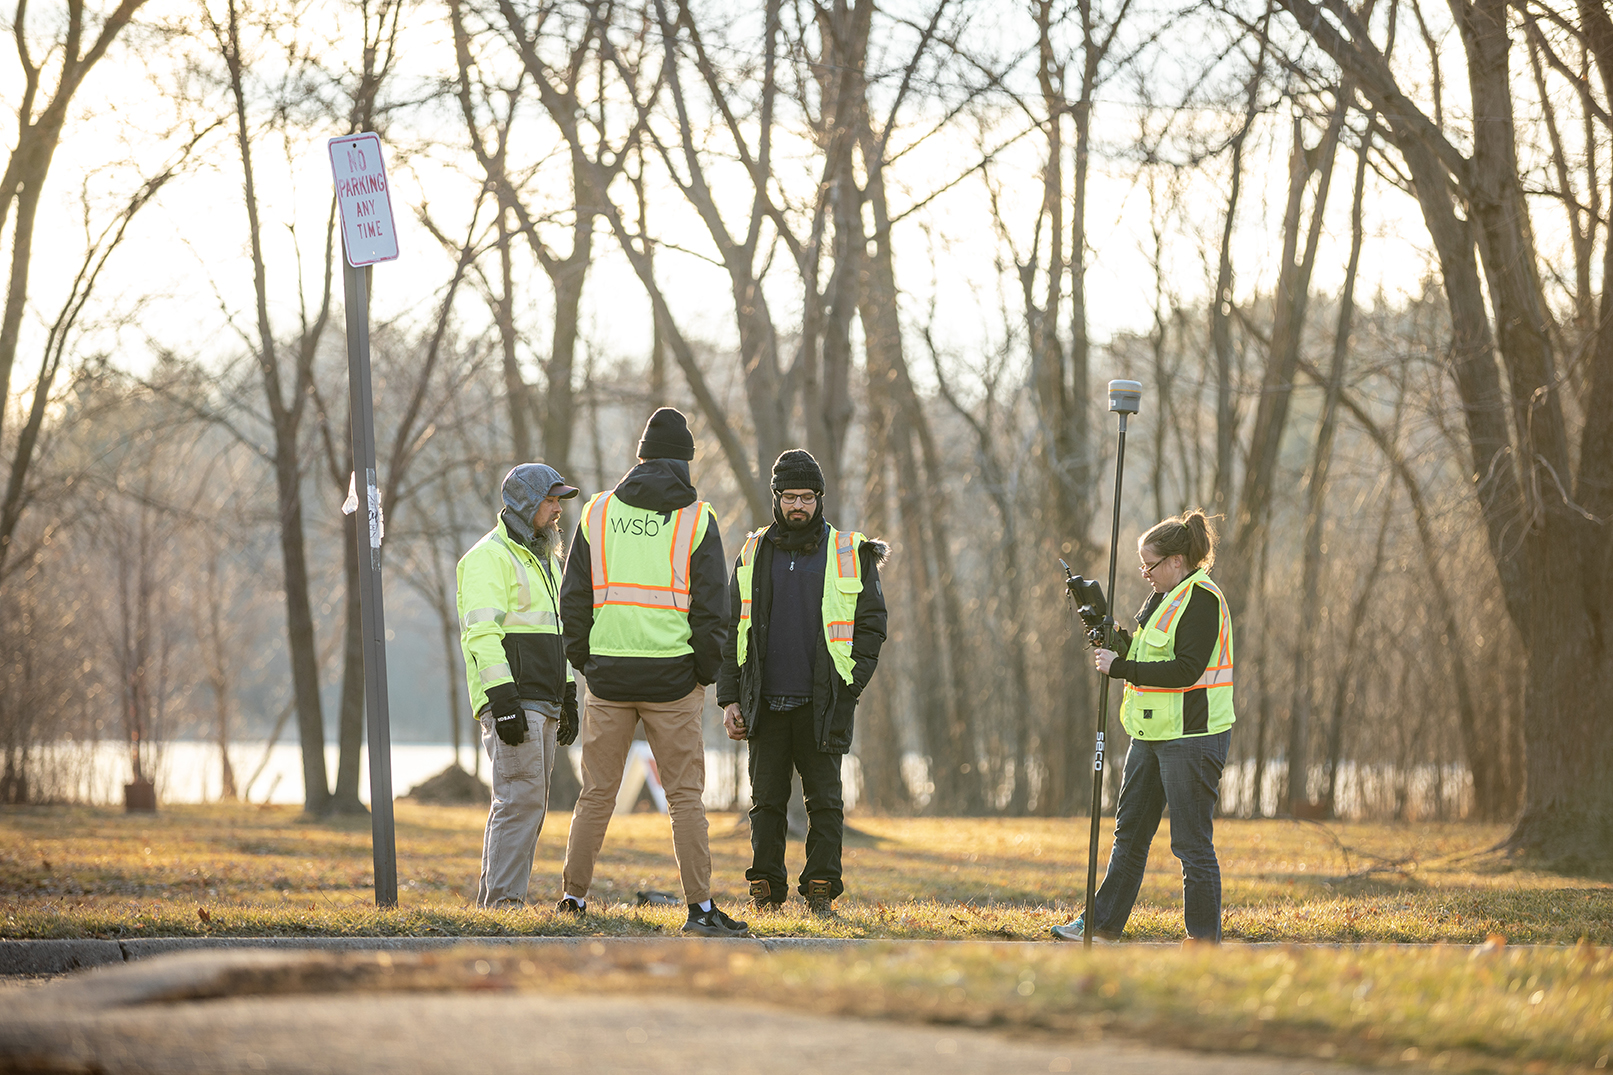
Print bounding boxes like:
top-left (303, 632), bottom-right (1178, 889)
top-left (697, 899), bottom-right (713, 912)
top-left (564, 894), bottom-right (585, 908)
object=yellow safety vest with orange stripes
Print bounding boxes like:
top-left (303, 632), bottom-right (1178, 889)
top-left (733, 525), bottom-right (865, 685)
top-left (1119, 570), bottom-right (1236, 740)
top-left (581, 490), bottom-right (715, 659)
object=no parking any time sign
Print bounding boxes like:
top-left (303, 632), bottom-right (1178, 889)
top-left (328, 132), bottom-right (399, 266)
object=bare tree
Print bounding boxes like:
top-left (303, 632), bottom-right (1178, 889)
top-left (1, 0), bottom-right (149, 446)
top-left (494, 0), bottom-right (769, 517)
top-left (1271, 0), bottom-right (1613, 861)
top-left (204, 0), bottom-right (339, 815)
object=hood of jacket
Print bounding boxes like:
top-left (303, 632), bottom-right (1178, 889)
top-left (613, 458), bottom-right (697, 513)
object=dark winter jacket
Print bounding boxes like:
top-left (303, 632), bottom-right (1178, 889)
top-left (560, 459), bottom-right (727, 702)
top-left (715, 524), bottom-right (888, 753)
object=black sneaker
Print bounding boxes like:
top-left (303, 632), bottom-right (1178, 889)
top-left (749, 879), bottom-right (784, 911)
top-left (804, 879), bottom-right (836, 918)
top-left (682, 903), bottom-right (749, 937)
top-left (555, 896), bottom-right (585, 918)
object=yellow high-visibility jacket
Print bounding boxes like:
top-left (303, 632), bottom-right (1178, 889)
top-left (456, 519), bottom-right (572, 715)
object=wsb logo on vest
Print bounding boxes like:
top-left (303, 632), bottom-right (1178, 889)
top-left (608, 515), bottom-right (663, 538)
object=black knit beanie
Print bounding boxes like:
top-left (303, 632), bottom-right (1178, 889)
top-left (771, 448), bottom-right (825, 493)
top-left (637, 407), bottom-right (696, 461)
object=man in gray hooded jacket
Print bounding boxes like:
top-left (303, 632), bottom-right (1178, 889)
top-left (457, 463), bottom-right (580, 908)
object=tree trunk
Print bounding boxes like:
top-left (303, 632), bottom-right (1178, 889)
top-left (1288, 98), bottom-right (1360, 814)
top-left (1325, 480), bottom-right (1395, 813)
top-left (494, 211), bottom-right (534, 463)
top-left (329, 508), bottom-right (368, 815)
top-left (217, 0), bottom-right (331, 815)
top-left (856, 352), bottom-right (907, 813)
top-left (274, 433), bottom-right (330, 815)
top-left (539, 148), bottom-right (595, 481)
top-left (1226, 106), bottom-right (1343, 618)
top-left (807, 0), bottom-right (871, 504)
top-left (543, 227), bottom-right (587, 475)
top-left (1210, 14), bottom-right (1270, 520)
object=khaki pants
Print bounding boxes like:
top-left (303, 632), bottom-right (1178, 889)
top-left (476, 701), bottom-right (560, 907)
top-left (562, 686), bottom-right (711, 905)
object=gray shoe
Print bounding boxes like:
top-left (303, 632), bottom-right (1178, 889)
top-left (1051, 915), bottom-right (1116, 942)
top-left (682, 904), bottom-right (749, 937)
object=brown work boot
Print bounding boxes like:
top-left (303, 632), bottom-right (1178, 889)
top-left (804, 879), bottom-right (836, 918)
top-left (749, 879), bottom-right (783, 911)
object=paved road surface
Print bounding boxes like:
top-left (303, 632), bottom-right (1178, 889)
top-left (0, 947), bottom-right (1382, 1075)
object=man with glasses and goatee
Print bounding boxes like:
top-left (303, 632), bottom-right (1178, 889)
top-left (718, 449), bottom-right (888, 918)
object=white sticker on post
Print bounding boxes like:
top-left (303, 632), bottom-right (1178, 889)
top-left (367, 469), bottom-right (384, 548)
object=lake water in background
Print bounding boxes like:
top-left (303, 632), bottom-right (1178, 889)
top-left (23, 740), bottom-right (1457, 819)
top-left (27, 740), bottom-right (760, 810)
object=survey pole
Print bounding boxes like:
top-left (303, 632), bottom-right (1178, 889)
top-left (329, 133), bottom-right (401, 907)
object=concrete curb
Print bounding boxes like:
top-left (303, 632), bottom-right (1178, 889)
top-left (0, 935), bottom-right (864, 976)
top-left (0, 939), bottom-right (127, 975)
top-left (4, 935), bottom-right (1536, 977)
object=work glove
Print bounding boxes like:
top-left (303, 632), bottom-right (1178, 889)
top-left (487, 682), bottom-right (526, 746)
top-left (1109, 627), bottom-right (1133, 657)
top-left (558, 681), bottom-right (579, 747)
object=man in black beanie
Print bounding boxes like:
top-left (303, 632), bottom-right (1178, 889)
top-left (717, 448), bottom-right (888, 917)
top-left (559, 407), bottom-right (747, 936)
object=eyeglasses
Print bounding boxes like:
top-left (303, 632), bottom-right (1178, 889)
top-left (1140, 556), bottom-right (1166, 576)
top-left (779, 493), bottom-right (817, 506)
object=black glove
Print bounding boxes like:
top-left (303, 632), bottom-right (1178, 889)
top-left (558, 681), bottom-right (579, 746)
top-left (1110, 627), bottom-right (1133, 656)
top-left (487, 682), bottom-right (526, 746)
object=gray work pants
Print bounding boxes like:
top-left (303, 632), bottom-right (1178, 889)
top-left (476, 700), bottom-right (561, 908)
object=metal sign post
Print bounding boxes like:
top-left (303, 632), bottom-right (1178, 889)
top-left (329, 132), bottom-right (400, 907)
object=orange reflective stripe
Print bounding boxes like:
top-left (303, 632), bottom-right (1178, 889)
top-left (596, 583), bottom-right (690, 611)
top-left (836, 531), bottom-right (857, 578)
top-left (668, 505), bottom-right (699, 597)
top-left (1155, 586), bottom-right (1192, 633)
top-left (1132, 578), bottom-right (1234, 694)
top-left (1135, 677), bottom-right (1232, 694)
top-left (827, 621), bottom-right (854, 643)
top-left (587, 494), bottom-right (610, 599)
top-left (737, 530), bottom-right (764, 626)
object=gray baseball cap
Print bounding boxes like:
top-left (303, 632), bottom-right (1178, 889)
top-left (502, 463), bottom-right (578, 507)
top-left (500, 463), bottom-right (578, 546)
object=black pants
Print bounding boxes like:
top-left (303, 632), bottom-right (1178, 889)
top-left (746, 701), bottom-right (845, 900)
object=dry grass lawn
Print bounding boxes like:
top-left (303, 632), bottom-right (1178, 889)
top-left (4, 805), bottom-right (1612, 1073)
top-left (1, 803), bottom-right (1609, 944)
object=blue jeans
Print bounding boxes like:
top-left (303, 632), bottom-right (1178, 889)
top-left (1089, 730), bottom-right (1230, 941)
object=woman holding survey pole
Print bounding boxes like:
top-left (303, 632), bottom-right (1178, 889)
top-left (1053, 509), bottom-right (1236, 943)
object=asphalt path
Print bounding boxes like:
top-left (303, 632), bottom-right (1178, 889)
top-left (0, 941), bottom-right (1404, 1075)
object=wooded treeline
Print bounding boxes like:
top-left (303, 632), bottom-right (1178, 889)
top-left (2, 0), bottom-right (1609, 863)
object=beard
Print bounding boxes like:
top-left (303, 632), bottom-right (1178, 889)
top-left (770, 494), bottom-right (825, 553)
top-left (529, 520), bottom-right (564, 559)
